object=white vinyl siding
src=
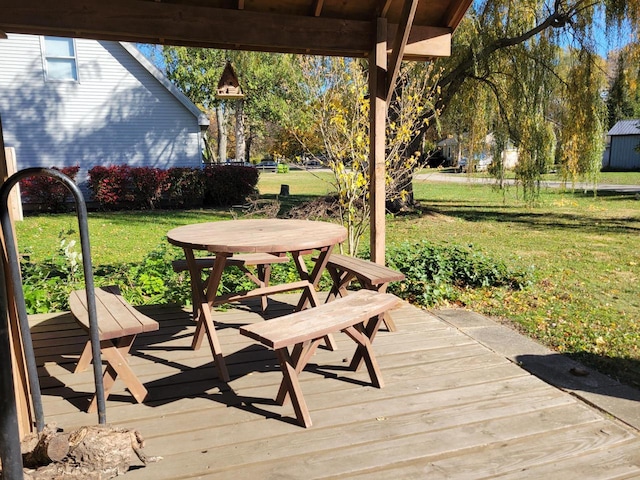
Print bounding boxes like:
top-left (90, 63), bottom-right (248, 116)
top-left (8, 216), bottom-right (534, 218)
top-left (0, 33), bottom-right (204, 193)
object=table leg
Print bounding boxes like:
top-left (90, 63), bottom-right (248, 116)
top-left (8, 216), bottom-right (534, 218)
top-left (294, 246), bottom-right (331, 311)
top-left (292, 247), bottom-right (336, 350)
top-left (184, 249), bottom-right (230, 382)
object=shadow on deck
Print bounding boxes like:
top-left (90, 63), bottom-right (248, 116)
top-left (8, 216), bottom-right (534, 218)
top-left (30, 295), bottom-right (640, 479)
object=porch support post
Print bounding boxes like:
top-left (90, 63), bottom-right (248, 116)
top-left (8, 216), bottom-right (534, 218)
top-left (369, 17), bottom-right (387, 264)
top-left (0, 114), bottom-right (25, 477)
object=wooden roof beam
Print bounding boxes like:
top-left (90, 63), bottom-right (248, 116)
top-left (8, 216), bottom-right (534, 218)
top-left (378, 0), bottom-right (394, 17)
top-left (311, 0), bottom-right (324, 17)
top-left (444, 0), bottom-right (473, 27)
top-left (386, 0), bottom-right (418, 103)
top-left (0, 0), bottom-right (452, 59)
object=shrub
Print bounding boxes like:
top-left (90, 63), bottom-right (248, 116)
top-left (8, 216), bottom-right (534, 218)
top-left (383, 240), bottom-right (532, 307)
top-left (129, 167), bottom-right (168, 209)
top-left (165, 167), bottom-right (206, 207)
top-left (19, 166), bottom-right (80, 212)
top-left (202, 165), bottom-right (259, 206)
top-left (88, 165), bottom-right (133, 209)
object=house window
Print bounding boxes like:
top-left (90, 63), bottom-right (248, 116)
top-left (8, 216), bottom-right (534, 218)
top-left (42, 36), bottom-right (78, 81)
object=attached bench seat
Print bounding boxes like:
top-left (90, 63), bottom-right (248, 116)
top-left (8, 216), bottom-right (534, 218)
top-left (69, 285), bottom-right (159, 412)
top-left (325, 254), bottom-right (405, 332)
top-left (239, 289), bottom-right (400, 427)
top-left (172, 252), bottom-right (289, 312)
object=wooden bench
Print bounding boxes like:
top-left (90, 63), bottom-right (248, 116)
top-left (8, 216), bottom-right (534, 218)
top-left (69, 285), bottom-right (159, 412)
top-left (325, 254), bottom-right (405, 333)
top-left (172, 252), bottom-right (289, 312)
top-left (239, 289), bottom-right (400, 427)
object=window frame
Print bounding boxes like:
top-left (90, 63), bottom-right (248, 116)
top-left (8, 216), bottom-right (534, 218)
top-left (40, 36), bottom-right (80, 83)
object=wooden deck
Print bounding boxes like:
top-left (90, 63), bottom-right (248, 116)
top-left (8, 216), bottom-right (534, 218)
top-left (30, 295), bottom-right (640, 479)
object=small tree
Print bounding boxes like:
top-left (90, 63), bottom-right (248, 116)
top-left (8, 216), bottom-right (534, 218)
top-left (286, 57), bottom-right (441, 255)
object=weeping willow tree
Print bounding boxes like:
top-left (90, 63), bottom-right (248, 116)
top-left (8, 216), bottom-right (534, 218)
top-left (426, 0), bottom-right (640, 204)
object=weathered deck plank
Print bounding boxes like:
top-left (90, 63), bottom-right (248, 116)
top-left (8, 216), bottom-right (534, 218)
top-left (28, 295), bottom-right (640, 479)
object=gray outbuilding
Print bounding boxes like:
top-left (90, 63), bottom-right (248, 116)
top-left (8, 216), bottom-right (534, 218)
top-left (604, 120), bottom-right (640, 170)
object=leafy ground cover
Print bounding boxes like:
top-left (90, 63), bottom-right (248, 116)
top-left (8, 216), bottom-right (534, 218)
top-left (404, 180), bottom-right (640, 387)
top-left (14, 169), bottom-right (640, 387)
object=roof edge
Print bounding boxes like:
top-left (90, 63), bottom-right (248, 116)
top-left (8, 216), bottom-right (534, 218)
top-left (119, 42), bottom-right (209, 128)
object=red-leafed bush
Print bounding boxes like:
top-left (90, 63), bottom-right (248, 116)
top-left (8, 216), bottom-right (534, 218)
top-left (88, 165), bottom-right (134, 209)
top-left (129, 167), bottom-right (168, 209)
top-left (165, 167), bottom-right (206, 207)
top-left (88, 164), bottom-right (259, 210)
top-left (19, 166), bottom-right (81, 212)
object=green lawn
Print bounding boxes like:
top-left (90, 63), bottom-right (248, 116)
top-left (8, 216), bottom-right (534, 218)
top-left (13, 170), bottom-right (640, 387)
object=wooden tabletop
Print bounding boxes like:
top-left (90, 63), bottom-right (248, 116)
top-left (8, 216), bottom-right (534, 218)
top-left (167, 219), bottom-right (347, 254)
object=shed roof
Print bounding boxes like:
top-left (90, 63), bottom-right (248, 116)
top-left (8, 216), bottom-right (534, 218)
top-left (608, 119), bottom-right (640, 136)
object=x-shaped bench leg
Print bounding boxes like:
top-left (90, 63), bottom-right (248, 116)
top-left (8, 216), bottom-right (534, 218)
top-left (87, 335), bottom-right (147, 413)
top-left (275, 345), bottom-right (316, 428)
top-left (349, 314), bottom-right (385, 372)
top-left (272, 326), bottom-right (384, 427)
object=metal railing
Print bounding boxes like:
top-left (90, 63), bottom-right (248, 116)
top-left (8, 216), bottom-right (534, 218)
top-left (0, 168), bottom-right (106, 478)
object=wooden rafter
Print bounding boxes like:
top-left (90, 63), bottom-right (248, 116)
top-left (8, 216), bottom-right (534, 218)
top-left (311, 0), bottom-right (323, 17)
top-left (386, 0), bottom-right (418, 103)
top-left (378, 0), bottom-right (394, 17)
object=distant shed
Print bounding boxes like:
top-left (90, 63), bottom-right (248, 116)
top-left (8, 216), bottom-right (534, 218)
top-left (605, 120), bottom-right (640, 170)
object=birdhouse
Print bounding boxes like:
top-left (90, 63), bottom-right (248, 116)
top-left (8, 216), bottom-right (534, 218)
top-left (216, 61), bottom-right (244, 99)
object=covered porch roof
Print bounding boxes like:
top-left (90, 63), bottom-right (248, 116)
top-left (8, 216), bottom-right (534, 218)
top-left (0, 0), bottom-right (471, 59)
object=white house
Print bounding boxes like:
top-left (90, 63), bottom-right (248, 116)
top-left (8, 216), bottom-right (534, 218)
top-left (436, 134), bottom-right (519, 169)
top-left (604, 120), bottom-right (640, 170)
top-left (0, 34), bottom-right (209, 192)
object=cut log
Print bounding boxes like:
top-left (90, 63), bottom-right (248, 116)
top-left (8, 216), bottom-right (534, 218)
top-left (11, 424), bottom-right (161, 480)
top-left (22, 425), bottom-right (69, 467)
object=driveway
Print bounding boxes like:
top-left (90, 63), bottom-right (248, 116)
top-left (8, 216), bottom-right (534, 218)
top-left (415, 172), bottom-right (640, 194)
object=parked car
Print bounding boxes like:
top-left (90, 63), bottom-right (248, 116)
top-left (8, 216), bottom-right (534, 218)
top-left (457, 154), bottom-right (492, 173)
top-left (256, 160), bottom-right (277, 170)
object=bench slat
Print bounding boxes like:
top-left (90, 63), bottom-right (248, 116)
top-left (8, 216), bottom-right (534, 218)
top-left (327, 254), bottom-right (405, 286)
top-left (239, 290), bottom-right (399, 350)
top-left (172, 253), bottom-right (289, 272)
top-left (69, 286), bottom-right (159, 341)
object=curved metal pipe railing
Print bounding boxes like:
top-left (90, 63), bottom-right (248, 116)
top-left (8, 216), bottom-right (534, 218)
top-left (0, 168), bottom-right (106, 433)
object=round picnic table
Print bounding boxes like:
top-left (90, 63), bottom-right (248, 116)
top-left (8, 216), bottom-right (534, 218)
top-left (167, 219), bottom-right (347, 382)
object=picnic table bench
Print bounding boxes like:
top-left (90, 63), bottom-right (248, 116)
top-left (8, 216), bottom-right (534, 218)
top-left (325, 254), bottom-right (405, 334)
top-left (69, 285), bottom-right (159, 412)
top-left (239, 289), bottom-right (400, 427)
top-left (172, 252), bottom-right (290, 312)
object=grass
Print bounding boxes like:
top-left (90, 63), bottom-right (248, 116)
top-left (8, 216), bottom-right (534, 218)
top-left (13, 169), bottom-right (640, 387)
top-left (404, 180), bottom-right (640, 386)
top-left (420, 168), bottom-right (640, 185)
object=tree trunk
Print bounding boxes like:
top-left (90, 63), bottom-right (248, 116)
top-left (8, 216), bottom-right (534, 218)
top-left (236, 99), bottom-right (246, 162)
top-left (245, 125), bottom-right (253, 162)
top-left (216, 105), bottom-right (227, 163)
